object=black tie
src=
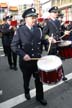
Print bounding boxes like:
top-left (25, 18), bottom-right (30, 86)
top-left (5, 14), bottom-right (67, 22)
top-left (31, 27), bottom-right (34, 32)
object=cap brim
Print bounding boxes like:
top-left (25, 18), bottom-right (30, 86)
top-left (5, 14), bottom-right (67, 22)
top-left (26, 13), bottom-right (38, 17)
top-left (49, 10), bottom-right (59, 13)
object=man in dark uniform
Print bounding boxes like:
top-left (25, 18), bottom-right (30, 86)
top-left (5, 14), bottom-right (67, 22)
top-left (43, 6), bottom-right (67, 81)
top-left (61, 21), bottom-right (72, 40)
top-left (1, 16), bottom-right (17, 70)
top-left (1, 17), bottom-right (9, 56)
top-left (11, 8), bottom-right (47, 106)
top-left (43, 6), bottom-right (61, 55)
top-left (43, 6), bottom-right (69, 55)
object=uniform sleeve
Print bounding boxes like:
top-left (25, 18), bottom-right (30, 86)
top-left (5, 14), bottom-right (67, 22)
top-left (11, 29), bottom-right (26, 58)
top-left (42, 21), bottom-right (50, 40)
top-left (1, 24), bottom-right (10, 35)
top-left (43, 23), bottom-right (49, 35)
top-left (41, 21), bottom-right (49, 43)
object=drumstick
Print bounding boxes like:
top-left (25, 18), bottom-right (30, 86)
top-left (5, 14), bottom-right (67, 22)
top-left (31, 58), bottom-right (40, 60)
top-left (31, 58), bottom-right (46, 60)
top-left (60, 29), bottom-right (72, 39)
top-left (48, 41), bottom-right (51, 54)
top-left (60, 34), bottom-right (67, 39)
top-left (47, 33), bottom-right (53, 54)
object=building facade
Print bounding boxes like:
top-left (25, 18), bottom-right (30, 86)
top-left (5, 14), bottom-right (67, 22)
top-left (0, 0), bottom-right (42, 21)
top-left (41, 0), bottom-right (51, 18)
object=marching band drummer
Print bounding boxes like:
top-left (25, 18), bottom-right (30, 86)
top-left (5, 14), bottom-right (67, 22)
top-left (43, 6), bottom-right (70, 55)
top-left (61, 21), bottom-right (72, 40)
top-left (43, 6), bottom-right (67, 81)
top-left (11, 8), bottom-right (47, 106)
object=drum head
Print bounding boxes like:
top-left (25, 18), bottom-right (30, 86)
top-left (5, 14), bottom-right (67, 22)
top-left (37, 55), bottom-right (62, 72)
top-left (58, 40), bottom-right (71, 47)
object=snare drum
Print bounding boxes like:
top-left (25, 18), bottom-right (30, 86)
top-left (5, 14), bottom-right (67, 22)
top-left (37, 55), bottom-right (63, 84)
top-left (58, 40), bottom-right (72, 59)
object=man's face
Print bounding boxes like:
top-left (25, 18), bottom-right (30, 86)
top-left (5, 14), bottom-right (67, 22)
top-left (51, 12), bottom-right (58, 19)
top-left (25, 16), bottom-right (37, 26)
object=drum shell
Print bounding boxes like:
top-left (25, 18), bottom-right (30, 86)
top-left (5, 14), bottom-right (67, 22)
top-left (38, 65), bottom-right (63, 84)
top-left (58, 44), bottom-right (72, 59)
top-left (37, 55), bottom-right (63, 84)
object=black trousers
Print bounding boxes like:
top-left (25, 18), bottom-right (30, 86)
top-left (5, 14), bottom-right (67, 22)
top-left (41, 39), bottom-right (48, 51)
top-left (6, 46), bottom-right (17, 67)
top-left (19, 59), bottom-right (44, 100)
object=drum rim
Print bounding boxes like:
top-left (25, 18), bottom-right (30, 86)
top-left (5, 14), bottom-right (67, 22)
top-left (37, 55), bottom-right (62, 72)
top-left (58, 40), bottom-right (72, 47)
top-left (38, 65), bottom-right (62, 72)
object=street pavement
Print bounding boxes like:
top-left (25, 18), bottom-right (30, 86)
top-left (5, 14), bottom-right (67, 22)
top-left (0, 40), bottom-right (72, 108)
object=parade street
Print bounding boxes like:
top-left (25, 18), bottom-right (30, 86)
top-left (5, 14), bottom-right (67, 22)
top-left (0, 0), bottom-right (72, 107)
top-left (0, 43), bottom-right (72, 108)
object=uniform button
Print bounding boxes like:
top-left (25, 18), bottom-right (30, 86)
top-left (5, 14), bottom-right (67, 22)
top-left (32, 54), bottom-right (34, 56)
top-left (31, 42), bottom-right (34, 45)
top-left (32, 48), bottom-right (34, 50)
top-left (37, 47), bottom-right (39, 49)
top-left (38, 42), bottom-right (41, 44)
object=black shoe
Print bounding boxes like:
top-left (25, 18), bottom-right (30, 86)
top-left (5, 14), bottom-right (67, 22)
top-left (36, 98), bottom-right (47, 106)
top-left (62, 77), bottom-right (67, 81)
top-left (25, 93), bottom-right (31, 100)
top-left (13, 67), bottom-right (18, 71)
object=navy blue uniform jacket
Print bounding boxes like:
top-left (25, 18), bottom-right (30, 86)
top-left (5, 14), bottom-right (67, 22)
top-left (11, 25), bottom-right (42, 59)
top-left (43, 19), bottom-right (61, 40)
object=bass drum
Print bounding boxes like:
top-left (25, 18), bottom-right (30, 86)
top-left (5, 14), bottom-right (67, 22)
top-left (37, 55), bottom-right (63, 84)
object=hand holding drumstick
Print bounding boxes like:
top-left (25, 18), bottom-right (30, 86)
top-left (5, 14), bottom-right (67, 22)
top-left (47, 34), bottom-right (55, 54)
top-left (60, 30), bottom-right (71, 39)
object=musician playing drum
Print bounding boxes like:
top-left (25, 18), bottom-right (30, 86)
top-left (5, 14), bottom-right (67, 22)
top-left (61, 21), bottom-right (72, 40)
top-left (43, 6), bottom-right (67, 81)
top-left (43, 6), bottom-right (70, 55)
top-left (11, 8), bottom-right (47, 106)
